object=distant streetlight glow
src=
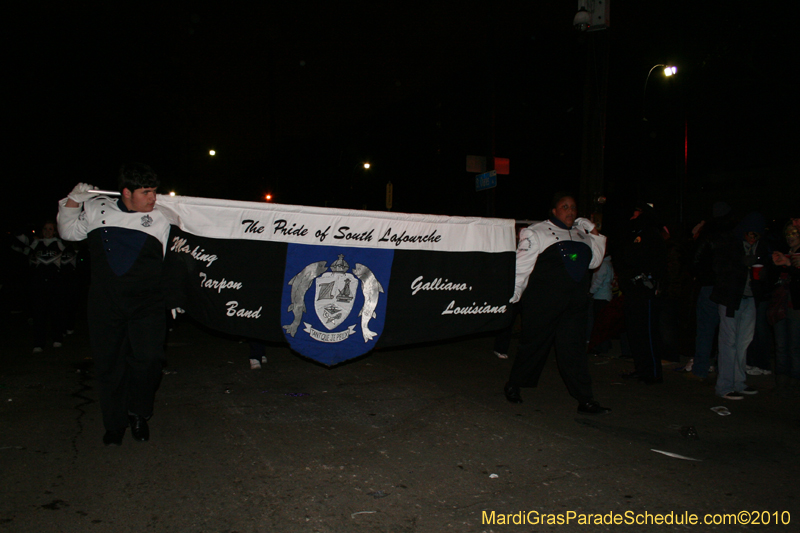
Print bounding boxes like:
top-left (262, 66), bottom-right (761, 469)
top-left (265, 194), bottom-right (273, 201)
top-left (363, 163), bottom-right (370, 169)
top-left (169, 191), bottom-right (176, 196)
top-left (643, 63), bottom-right (678, 121)
top-left (209, 150), bottom-right (216, 156)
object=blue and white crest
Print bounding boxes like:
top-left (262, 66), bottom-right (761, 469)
top-left (281, 244), bottom-right (394, 366)
top-left (314, 254), bottom-right (357, 330)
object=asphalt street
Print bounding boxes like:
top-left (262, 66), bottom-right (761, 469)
top-left (2, 310), bottom-right (799, 533)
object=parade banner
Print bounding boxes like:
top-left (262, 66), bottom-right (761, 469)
top-left (158, 195), bottom-right (516, 366)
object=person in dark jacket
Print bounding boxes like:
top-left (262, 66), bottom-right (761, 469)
top-left (685, 202), bottom-right (736, 380)
top-left (616, 204), bottom-right (669, 384)
top-left (711, 212), bottom-right (769, 400)
top-left (771, 221), bottom-right (800, 395)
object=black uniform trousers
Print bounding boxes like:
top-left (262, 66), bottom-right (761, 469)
top-left (88, 286), bottom-right (165, 431)
top-left (492, 302), bottom-right (521, 356)
top-left (508, 273), bottom-right (594, 403)
top-left (623, 293), bottom-right (663, 382)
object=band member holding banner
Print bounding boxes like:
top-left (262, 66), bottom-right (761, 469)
top-left (504, 192), bottom-right (611, 414)
top-left (57, 163), bottom-right (172, 446)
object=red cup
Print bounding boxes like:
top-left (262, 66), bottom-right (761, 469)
top-left (752, 264), bottom-right (764, 280)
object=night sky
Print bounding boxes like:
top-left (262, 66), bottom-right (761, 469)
top-left (7, 1), bottom-right (798, 235)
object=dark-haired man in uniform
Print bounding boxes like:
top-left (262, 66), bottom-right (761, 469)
top-left (58, 163), bottom-right (172, 446)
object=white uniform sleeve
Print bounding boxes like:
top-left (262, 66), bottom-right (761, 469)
top-left (510, 226), bottom-right (541, 303)
top-left (57, 198), bottom-right (89, 242)
top-left (587, 232), bottom-right (607, 270)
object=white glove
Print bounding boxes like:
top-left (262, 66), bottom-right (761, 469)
top-left (67, 183), bottom-right (96, 204)
top-left (171, 307), bottom-right (185, 320)
top-left (574, 217), bottom-right (596, 233)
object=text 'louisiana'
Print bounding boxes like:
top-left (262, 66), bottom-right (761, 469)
top-left (442, 301), bottom-right (507, 315)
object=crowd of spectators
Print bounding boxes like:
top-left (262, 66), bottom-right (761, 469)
top-left (584, 202), bottom-right (799, 400)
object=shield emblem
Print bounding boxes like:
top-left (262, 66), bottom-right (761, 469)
top-left (282, 246), bottom-right (394, 366)
top-left (314, 267), bottom-right (358, 330)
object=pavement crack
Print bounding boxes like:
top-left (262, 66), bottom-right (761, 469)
top-left (70, 360), bottom-right (96, 456)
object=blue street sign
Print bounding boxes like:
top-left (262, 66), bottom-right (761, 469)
top-left (475, 170), bottom-right (497, 191)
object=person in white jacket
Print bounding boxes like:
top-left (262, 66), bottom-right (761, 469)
top-left (57, 163), bottom-right (171, 446)
top-left (504, 192), bottom-right (610, 414)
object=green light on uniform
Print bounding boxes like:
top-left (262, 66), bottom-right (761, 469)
top-left (569, 253), bottom-right (578, 261)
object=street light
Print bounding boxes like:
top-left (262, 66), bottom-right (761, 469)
top-left (350, 162), bottom-right (371, 182)
top-left (350, 162), bottom-right (372, 209)
top-left (642, 64), bottom-right (678, 121)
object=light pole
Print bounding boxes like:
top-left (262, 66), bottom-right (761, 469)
top-left (642, 64), bottom-right (677, 121)
top-left (578, 28), bottom-right (610, 222)
top-left (574, 0), bottom-right (611, 222)
top-left (641, 63), bottom-right (685, 223)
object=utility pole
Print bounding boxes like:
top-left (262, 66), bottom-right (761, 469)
top-left (574, 1), bottom-right (610, 226)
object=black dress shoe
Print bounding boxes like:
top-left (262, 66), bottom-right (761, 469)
top-left (504, 382), bottom-right (523, 404)
top-left (103, 428), bottom-right (125, 446)
top-left (128, 414), bottom-right (150, 442)
top-left (577, 400), bottom-right (611, 415)
top-left (639, 375), bottom-right (663, 385)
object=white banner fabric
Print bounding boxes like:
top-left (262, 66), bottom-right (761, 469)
top-left (157, 195), bottom-right (515, 254)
